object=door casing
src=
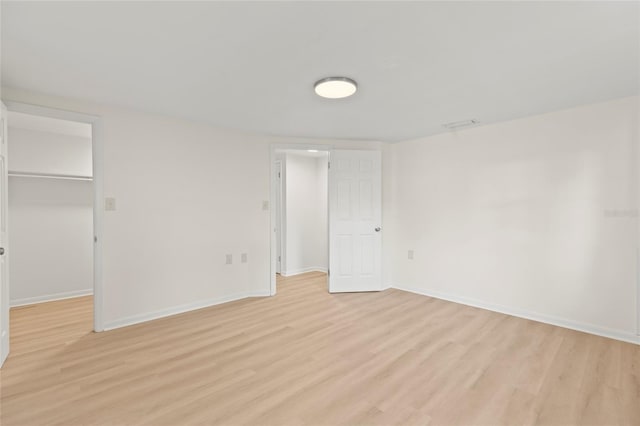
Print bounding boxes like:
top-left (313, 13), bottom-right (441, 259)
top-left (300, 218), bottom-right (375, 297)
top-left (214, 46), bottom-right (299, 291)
top-left (275, 160), bottom-right (283, 274)
top-left (0, 102), bottom-right (9, 367)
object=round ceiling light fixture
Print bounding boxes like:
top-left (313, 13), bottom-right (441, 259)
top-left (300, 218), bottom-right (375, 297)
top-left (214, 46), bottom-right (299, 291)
top-left (314, 77), bottom-right (357, 99)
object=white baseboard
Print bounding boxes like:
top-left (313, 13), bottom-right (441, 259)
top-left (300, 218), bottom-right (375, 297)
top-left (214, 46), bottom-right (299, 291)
top-left (281, 267), bottom-right (327, 277)
top-left (103, 290), bottom-right (270, 331)
top-left (393, 284), bottom-right (640, 346)
top-left (11, 289), bottom-right (93, 307)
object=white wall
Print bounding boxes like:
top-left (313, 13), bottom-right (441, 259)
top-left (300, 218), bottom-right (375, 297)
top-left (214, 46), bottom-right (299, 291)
top-left (316, 154), bottom-right (328, 270)
top-left (8, 123), bottom-right (94, 305)
top-left (381, 142), bottom-right (396, 290)
top-left (389, 96), bottom-right (639, 343)
top-left (9, 179), bottom-right (93, 305)
top-left (2, 88), bottom-right (637, 344)
top-left (2, 87), bottom-right (385, 330)
top-left (9, 127), bottom-right (92, 176)
top-left (282, 152), bottom-right (328, 275)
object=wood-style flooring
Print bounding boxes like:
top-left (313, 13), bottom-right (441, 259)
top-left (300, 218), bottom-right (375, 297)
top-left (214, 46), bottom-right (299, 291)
top-left (1, 272), bottom-right (639, 425)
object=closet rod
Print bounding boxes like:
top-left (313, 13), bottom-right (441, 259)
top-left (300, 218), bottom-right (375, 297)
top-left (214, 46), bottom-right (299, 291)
top-left (8, 171), bottom-right (93, 181)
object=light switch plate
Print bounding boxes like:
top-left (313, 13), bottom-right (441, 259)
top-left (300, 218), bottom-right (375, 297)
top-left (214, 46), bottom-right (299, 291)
top-left (262, 200), bottom-right (269, 210)
top-left (225, 254), bottom-right (233, 265)
top-left (105, 197), bottom-right (116, 211)
top-left (408, 250), bottom-right (414, 260)
top-left (241, 253), bottom-right (248, 263)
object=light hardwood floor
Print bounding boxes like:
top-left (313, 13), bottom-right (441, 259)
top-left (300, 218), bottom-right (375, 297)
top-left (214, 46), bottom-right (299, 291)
top-left (1, 272), bottom-right (639, 425)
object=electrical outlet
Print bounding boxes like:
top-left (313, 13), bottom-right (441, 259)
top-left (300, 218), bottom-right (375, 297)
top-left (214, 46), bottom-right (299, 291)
top-left (225, 254), bottom-right (233, 265)
top-left (104, 197), bottom-right (116, 211)
top-left (241, 253), bottom-right (248, 263)
top-left (408, 250), bottom-right (414, 260)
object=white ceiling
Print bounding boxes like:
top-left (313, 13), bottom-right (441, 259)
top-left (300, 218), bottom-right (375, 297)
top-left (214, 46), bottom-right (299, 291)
top-left (8, 111), bottom-right (92, 139)
top-left (2, 1), bottom-right (638, 142)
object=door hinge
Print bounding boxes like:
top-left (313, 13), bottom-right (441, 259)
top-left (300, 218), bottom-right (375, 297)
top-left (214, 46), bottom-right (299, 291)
top-left (278, 255), bottom-right (281, 261)
top-left (278, 172), bottom-right (281, 178)
top-left (328, 269), bottom-right (330, 277)
top-left (328, 162), bottom-right (331, 169)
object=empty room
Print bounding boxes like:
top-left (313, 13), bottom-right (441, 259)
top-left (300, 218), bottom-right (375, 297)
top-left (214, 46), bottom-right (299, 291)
top-left (0, 1), bottom-right (638, 425)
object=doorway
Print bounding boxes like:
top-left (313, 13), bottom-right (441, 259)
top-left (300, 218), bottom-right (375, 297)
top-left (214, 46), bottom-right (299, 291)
top-left (270, 146), bottom-right (384, 296)
top-left (7, 110), bottom-right (94, 339)
top-left (0, 101), bottom-right (104, 368)
top-left (273, 148), bottom-right (329, 291)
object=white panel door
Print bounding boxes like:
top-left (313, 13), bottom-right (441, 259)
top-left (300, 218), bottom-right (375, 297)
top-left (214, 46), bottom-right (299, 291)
top-left (329, 150), bottom-right (382, 293)
top-left (0, 103), bottom-right (9, 367)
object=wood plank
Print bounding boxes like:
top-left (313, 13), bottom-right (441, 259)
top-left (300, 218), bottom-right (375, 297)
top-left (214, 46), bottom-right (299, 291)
top-left (1, 272), bottom-right (638, 425)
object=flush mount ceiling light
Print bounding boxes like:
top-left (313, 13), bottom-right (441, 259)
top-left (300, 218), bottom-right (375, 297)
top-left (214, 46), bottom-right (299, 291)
top-left (307, 149), bottom-right (319, 153)
top-left (314, 77), bottom-right (357, 99)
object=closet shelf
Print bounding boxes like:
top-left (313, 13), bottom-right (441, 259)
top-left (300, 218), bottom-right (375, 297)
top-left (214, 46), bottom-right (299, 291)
top-left (8, 171), bottom-right (93, 181)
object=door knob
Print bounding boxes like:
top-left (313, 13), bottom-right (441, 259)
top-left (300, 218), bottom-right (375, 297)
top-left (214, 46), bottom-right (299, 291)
top-left (0, 247), bottom-right (5, 255)
top-left (375, 227), bottom-right (381, 232)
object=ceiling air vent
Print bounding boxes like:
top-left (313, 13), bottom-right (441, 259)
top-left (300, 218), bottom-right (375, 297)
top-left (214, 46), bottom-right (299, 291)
top-left (442, 119), bottom-right (479, 130)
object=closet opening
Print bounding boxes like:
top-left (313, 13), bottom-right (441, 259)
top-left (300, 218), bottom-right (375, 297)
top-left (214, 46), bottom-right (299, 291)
top-left (7, 111), bottom-right (95, 345)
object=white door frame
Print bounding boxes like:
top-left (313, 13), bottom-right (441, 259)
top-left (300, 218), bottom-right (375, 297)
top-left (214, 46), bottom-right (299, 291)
top-left (4, 101), bottom-right (105, 332)
top-left (274, 160), bottom-right (283, 274)
top-left (1, 103), bottom-right (10, 366)
top-left (269, 143), bottom-right (332, 296)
